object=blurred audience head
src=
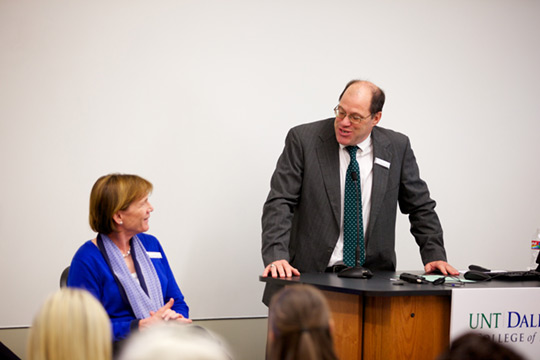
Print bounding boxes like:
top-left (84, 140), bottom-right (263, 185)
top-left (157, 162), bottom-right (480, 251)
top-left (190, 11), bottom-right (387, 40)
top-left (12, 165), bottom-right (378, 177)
top-left (438, 332), bottom-right (525, 360)
top-left (118, 323), bottom-right (232, 360)
top-left (267, 284), bottom-right (338, 360)
top-left (27, 288), bottom-right (112, 360)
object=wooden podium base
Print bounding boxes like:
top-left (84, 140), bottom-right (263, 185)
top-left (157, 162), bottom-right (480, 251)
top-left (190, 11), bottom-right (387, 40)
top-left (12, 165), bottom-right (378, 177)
top-left (322, 290), bottom-right (450, 360)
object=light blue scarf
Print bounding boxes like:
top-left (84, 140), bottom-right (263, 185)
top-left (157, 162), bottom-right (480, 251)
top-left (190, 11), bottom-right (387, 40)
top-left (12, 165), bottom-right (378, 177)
top-left (101, 234), bottom-right (164, 319)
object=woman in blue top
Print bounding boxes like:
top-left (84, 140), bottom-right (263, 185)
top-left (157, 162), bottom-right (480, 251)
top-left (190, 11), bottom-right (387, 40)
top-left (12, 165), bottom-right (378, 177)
top-left (68, 173), bottom-right (191, 346)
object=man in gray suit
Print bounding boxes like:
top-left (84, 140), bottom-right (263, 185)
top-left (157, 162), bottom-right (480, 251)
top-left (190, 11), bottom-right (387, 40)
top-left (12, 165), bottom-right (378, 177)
top-left (261, 80), bottom-right (458, 305)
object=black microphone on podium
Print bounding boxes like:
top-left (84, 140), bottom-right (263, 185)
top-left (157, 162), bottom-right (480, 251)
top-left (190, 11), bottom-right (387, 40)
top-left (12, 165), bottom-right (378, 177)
top-left (338, 171), bottom-right (373, 279)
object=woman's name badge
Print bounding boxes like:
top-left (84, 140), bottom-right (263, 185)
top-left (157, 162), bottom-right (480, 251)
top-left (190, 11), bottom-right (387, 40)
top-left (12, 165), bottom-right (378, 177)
top-left (147, 251), bottom-right (162, 259)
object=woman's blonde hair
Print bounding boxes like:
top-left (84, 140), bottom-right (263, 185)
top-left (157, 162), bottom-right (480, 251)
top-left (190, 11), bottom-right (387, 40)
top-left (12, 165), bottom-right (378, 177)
top-left (27, 288), bottom-right (112, 360)
top-left (268, 285), bottom-right (338, 360)
top-left (89, 173), bottom-right (153, 234)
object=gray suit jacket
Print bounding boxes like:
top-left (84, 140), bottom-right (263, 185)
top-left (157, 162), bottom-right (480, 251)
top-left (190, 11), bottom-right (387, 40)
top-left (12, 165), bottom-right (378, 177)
top-left (261, 118), bottom-right (447, 305)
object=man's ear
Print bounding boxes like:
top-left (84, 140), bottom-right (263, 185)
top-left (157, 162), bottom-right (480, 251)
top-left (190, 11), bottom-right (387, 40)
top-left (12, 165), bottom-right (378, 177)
top-left (372, 111), bottom-right (382, 126)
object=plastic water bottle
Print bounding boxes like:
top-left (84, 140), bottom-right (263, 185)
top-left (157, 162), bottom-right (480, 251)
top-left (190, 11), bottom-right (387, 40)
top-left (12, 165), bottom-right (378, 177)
top-left (529, 228), bottom-right (540, 270)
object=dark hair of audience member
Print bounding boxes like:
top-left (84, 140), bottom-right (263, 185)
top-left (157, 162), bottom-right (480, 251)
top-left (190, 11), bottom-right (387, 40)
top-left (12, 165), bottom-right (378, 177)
top-left (267, 285), bottom-right (338, 360)
top-left (438, 332), bottom-right (525, 360)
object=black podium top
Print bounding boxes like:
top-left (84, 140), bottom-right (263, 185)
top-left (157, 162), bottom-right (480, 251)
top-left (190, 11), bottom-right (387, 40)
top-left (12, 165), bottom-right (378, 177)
top-left (259, 271), bottom-right (540, 297)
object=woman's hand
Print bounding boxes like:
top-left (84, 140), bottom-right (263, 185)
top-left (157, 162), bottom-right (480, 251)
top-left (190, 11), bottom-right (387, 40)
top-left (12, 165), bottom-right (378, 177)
top-left (139, 298), bottom-right (192, 329)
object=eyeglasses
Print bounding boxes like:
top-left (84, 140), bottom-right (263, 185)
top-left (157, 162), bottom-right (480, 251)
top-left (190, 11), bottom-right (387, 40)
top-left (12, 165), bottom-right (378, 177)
top-left (334, 105), bottom-right (372, 124)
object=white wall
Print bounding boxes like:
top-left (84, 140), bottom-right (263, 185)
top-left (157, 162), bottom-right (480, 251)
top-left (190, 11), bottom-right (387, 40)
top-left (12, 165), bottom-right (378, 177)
top-left (1, 0), bottom-right (539, 327)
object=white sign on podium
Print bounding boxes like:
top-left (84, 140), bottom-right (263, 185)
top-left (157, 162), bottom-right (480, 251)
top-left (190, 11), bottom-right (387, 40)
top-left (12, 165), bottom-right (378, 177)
top-left (450, 287), bottom-right (540, 360)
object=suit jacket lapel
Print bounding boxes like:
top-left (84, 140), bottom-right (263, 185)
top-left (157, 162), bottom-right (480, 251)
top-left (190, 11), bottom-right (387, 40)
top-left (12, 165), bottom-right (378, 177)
top-left (368, 127), bottom-right (392, 243)
top-left (316, 121), bottom-right (341, 227)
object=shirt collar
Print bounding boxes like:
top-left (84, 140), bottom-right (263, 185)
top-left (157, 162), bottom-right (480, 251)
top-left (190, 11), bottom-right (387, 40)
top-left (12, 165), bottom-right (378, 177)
top-left (339, 134), bottom-right (372, 152)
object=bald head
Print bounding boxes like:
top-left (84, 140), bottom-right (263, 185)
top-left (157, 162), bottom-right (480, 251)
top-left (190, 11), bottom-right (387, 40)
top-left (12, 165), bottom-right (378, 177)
top-left (339, 80), bottom-right (385, 115)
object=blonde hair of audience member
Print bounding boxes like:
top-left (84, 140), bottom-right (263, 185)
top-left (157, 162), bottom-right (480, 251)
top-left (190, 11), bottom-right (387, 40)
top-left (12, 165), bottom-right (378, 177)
top-left (118, 323), bottom-right (232, 360)
top-left (27, 288), bottom-right (112, 360)
top-left (268, 285), bottom-right (338, 360)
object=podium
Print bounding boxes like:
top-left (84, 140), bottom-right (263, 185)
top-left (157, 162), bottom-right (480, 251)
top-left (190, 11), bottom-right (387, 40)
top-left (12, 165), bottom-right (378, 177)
top-left (260, 271), bottom-right (540, 360)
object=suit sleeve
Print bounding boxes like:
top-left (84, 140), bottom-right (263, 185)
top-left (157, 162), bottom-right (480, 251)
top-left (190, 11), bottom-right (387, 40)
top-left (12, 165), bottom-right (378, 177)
top-left (261, 128), bottom-right (304, 266)
top-left (397, 137), bottom-right (447, 264)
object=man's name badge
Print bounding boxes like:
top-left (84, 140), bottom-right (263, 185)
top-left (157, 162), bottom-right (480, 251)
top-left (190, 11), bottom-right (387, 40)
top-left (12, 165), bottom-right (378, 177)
top-left (375, 157), bottom-right (390, 169)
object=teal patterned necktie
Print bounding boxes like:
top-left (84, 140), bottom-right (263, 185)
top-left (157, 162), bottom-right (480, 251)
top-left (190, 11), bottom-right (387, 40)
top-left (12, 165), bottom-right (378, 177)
top-left (343, 146), bottom-right (365, 267)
